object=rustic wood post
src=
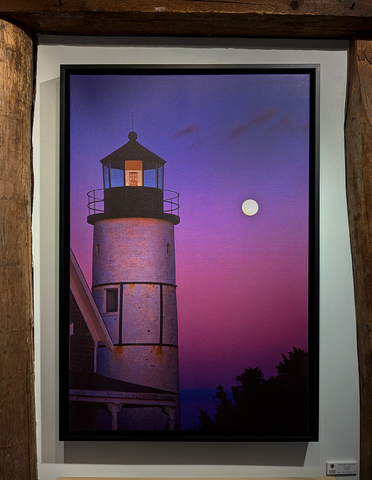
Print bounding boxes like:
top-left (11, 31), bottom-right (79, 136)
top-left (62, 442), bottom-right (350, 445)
top-left (0, 19), bottom-right (37, 480)
top-left (345, 35), bottom-right (372, 480)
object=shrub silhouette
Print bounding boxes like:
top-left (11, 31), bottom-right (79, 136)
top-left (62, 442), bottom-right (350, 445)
top-left (198, 347), bottom-right (308, 433)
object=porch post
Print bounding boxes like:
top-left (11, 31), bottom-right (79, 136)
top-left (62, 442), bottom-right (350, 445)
top-left (162, 406), bottom-right (175, 431)
top-left (108, 403), bottom-right (123, 430)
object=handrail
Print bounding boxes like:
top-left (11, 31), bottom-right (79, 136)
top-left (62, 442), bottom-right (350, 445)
top-left (87, 188), bottom-right (104, 215)
top-left (163, 189), bottom-right (180, 216)
top-left (87, 188), bottom-right (180, 216)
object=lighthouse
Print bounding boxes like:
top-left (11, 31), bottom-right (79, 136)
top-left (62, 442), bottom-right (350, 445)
top-left (87, 131), bottom-right (180, 430)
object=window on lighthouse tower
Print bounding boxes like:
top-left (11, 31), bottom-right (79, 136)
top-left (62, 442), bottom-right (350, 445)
top-left (105, 288), bottom-right (118, 313)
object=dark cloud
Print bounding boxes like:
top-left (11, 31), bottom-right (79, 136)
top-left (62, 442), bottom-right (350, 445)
top-left (189, 137), bottom-right (208, 150)
top-left (271, 115), bottom-right (309, 133)
top-left (271, 115), bottom-right (294, 131)
top-left (229, 108), bottom-right (277, 139)
top-left (173, 124), bottom-right (201, 139)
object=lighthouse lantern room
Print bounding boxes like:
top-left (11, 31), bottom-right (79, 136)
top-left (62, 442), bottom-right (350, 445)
top-left (88, 131), bottom-right (179, 222)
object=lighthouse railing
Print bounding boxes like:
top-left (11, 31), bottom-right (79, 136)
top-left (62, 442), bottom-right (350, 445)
top-left (163, 190), bottom-right (180, 216)
top-left (87, 188), bottom-right (179, 216)
top-left (87, 189), bottom-right (104, 215)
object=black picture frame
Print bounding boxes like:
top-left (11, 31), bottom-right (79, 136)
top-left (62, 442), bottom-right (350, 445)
top-left (59, 64), bottom-right (319, 441)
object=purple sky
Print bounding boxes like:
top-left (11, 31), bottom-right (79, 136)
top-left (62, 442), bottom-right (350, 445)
top-left (69, 72), bottom-right (310, 397)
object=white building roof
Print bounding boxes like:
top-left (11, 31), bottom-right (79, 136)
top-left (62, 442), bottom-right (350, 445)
top-left (70, 248), bottom-right (114, 351)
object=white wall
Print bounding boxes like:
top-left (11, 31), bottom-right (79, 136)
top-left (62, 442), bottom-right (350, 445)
top-left (33, 37), bottom-right (358, 480)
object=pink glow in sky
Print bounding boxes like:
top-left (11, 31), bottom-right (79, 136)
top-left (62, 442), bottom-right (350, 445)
top-left (68, 71), bottom-right (311, 425)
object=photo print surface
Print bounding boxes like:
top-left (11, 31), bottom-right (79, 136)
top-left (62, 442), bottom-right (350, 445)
top-left (60, 66), bottom-right (319, 441)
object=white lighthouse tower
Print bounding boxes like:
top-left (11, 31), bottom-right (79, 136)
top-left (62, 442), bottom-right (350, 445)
top-left (87, 131), bottom-right (180, 430)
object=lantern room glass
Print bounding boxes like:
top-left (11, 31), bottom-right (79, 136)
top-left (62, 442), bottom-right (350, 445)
top-left (158, 164), bottom-right (164, 190)
top-left (103, 164), bottom-right (110, 189)
top-left (110, 160), bottom-right (125, 187)
top-left (144, 167), bottom-right (156, 188)
top-left (103, 160), bottom-right (164, 189)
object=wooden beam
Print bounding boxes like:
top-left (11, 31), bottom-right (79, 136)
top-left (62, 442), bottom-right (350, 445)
top-left (0, 19), bottom-right (37, 480)
top-left (56, 477), bottom-right (335, 480)
top-left (345, 35), bottom-right (372, 480)
top-left (0, 0), bottom-right (372, 37)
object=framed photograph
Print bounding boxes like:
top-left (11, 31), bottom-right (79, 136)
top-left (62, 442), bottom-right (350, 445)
top-left (59, 64), bottom-right (319, 441)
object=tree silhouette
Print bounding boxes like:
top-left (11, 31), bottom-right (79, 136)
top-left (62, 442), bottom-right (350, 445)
top-left (198, 347), bottom-right (308, 433)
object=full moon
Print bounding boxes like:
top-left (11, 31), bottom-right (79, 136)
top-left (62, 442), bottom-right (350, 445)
top-left (242, 199), bottom-right (259, 216)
